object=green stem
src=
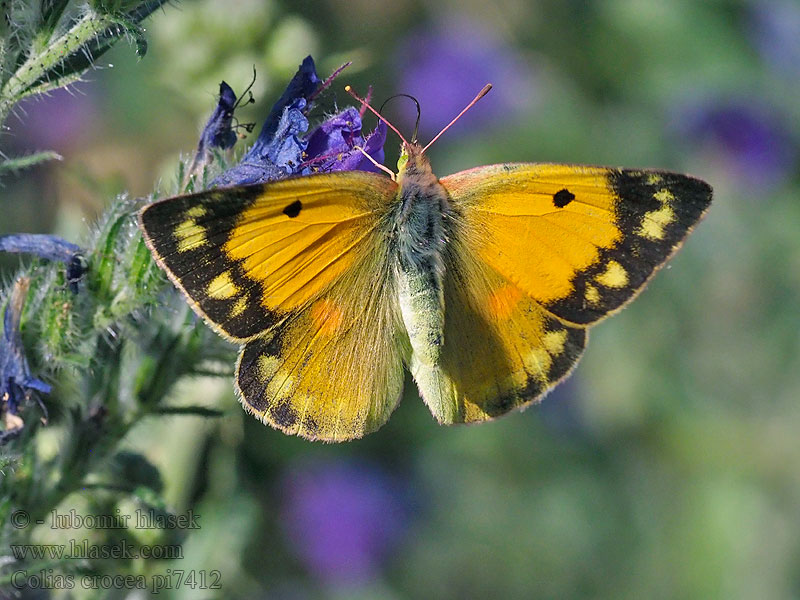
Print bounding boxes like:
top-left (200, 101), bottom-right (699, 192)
top-left (0, 12), bottom-right (114, 123)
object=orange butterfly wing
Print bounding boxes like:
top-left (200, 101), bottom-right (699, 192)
top-left (410, 164), bottom-right (711, 424)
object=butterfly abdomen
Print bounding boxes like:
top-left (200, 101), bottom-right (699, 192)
top-left (395, 145), bottom-right (449, 367)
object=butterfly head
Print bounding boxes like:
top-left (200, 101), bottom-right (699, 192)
top-left (396, 141), bottom-right (433, 183)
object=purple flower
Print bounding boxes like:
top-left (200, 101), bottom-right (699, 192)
top-left (1, 278), bottom-right (50, 444)
top-left (0, 234), bottom-right (85, 293)
top-left (747, 0), bottom-right (800, 77)
top-left (396, 18), bottom-right (537, 140)
top-left (211, 56), bottom-right (387, 187)
top-left (303, 107), bottom-right (387, 174)
top-left (210, 56), bottom-right (320, 187)
top-left (280, 459), bottom-right (408, 585)
top-left (211, 97), bottom-right (311, 187)
top-left (195, 81), bottom-right (238, 158)
top-left (9, 86), bottom-right (97, 153)
top-left (671, 97), bottom-right (797, 190)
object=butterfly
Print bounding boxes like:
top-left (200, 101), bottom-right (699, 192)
top-left (138, 86), bottom-right (712, 442)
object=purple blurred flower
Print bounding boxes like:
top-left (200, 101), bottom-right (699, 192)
top-left (396, 18), bottom-right (537, 140)
top-left (11, 86), bottom-right (97, 152)
top-left (747, 0), bottom-right (800, 76)
top-left (1, 278), bottom-right (50, 444)
top-left (280, 459), bottom-right (408, 585)
top-left (211, 56), bottom-right (386, 187)
top-left (672, 97), bottom-right (797, 190)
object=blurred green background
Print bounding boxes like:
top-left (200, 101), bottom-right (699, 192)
top-left (3, 0), bottom-right (800, 598)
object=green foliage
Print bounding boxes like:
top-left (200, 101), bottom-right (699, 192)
top-left (0, 0), bottom-right (169, 176)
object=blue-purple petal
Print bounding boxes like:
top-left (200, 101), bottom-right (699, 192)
top-left (1, 279), bottom-right (50, 428)
top-left (0, 234), bottom-right (85, 293)
top-left (259, 56), bottom-right (321, 145)
top-left (202, 81), bottom-right (238, 152)
top-left (211, 99), bottom-right (309, 186)
top-left (303, 108), bottom-right (387, 174)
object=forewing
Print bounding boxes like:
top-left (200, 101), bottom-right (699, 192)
top-left (139, 172), bottom-right (398, 341)
top-left (440, 164), bottom-right (712, 325)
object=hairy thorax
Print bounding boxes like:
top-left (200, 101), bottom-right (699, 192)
top-left (393, 144), bottom-right (450, 367)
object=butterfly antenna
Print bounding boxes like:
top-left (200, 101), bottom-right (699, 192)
top-left (422, 84), bottom-right (493, 153)
top-left (380, 94), bottom-right (421, 143)
top-left (345, 85), bottom-right (409, 146)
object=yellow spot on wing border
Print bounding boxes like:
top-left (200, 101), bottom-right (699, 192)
top-left (230, 296), bottom-right (248, 318)
top-left (585, 284), bottom-right (600, 305)
top-left (638, 205), bottom-right (675, 241)
top-left (207, 271), bottom-right (238, 299)
top-left (543, 329), bottom-right (568, 355)
top-left (596, 260), bottom-right (628, 288)
top-left (174, 218), bottom-right (207, 253)
top-left (185, 206), bottom-right (207, 219)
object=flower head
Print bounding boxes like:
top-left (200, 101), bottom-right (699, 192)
top-left (1, 278), bottom-right (50, 443)
top-left (210, 56), bottom-right (387, 187)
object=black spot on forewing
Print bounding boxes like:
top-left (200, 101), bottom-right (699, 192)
top-left (283, 200), bottom-right (302, 218)
top-left (553, 188), bottom-right (575, 208)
